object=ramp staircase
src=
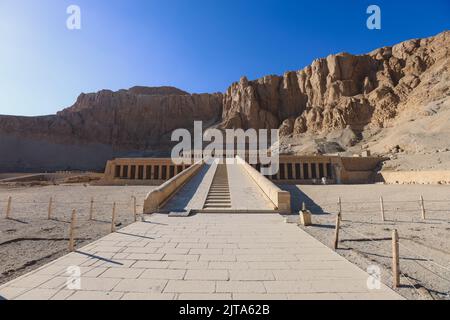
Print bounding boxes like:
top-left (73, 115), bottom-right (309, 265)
top-left (203, 164), bottom-right (232, 210)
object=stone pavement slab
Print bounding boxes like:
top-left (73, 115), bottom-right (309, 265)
top-left (0, 214), bottom-right (404, 300)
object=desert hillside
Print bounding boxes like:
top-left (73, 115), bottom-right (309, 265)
top-left (0, 87), bottom-right (222, 171)
top-left (221, 31), bottom-right (450, 170)
top-left (0, 31), bottom-right (448, 172)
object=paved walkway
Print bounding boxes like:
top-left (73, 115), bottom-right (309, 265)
top-left (163, 162), bottom-right (276, 213)
top-left (0, 214), bottom-right (402, 300)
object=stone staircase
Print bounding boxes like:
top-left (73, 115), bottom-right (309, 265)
top-left (203, 164), bottom-right (232, 210)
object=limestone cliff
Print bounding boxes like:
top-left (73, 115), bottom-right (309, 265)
top-left (221, 31), bottom-right (449, 136)
top-left (0, 31), bottom-right (449, 172)
top-left (0, 87), bottom-right (222, 171)
top-left (220, 31), bottom-right (450, 170)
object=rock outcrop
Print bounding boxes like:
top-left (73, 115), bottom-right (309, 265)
top-left (221, 31), bottom-right (450, 140)
top-left (0, 31), bottom-right (449, 172)
top-left (0, 87), bottom-right (222, 171)
top-left (0, 87), bottom-right (223, 149)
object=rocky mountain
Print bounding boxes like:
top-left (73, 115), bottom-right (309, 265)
top-left (0, 87), bottom-right (222, 171)
top-left (221, 31), bottom-right (450, 161)
top-left (0, 31), bottom-right (449, 172)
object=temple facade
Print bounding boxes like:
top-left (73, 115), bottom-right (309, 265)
top-left (100, 155), bottom-right (383, 185)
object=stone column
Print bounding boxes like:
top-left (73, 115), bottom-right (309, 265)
top-left (120, 165), bottom-right (125, 179)
top-left (143, 165), bottom-right (148, 180)
top-left (292, 163), bottom-right (297, 181)
top-left (300, 163), bottom-right (304, 179)
top-left (335, 164), bottom-right (342, 184)
top-left (134, 165), bottom-right (139, 180)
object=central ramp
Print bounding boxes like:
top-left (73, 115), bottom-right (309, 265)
top-left (152, 158), bottom-right (290, 214)
top-left (199, 162), bottom-right (279, 213)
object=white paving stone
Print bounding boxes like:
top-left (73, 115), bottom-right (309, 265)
top-left (0, 214), bottom-right (403, 300)
top-left (184, 270), bottom-right (229, 281)
top-left (164, 280), bottom-right (216, 293)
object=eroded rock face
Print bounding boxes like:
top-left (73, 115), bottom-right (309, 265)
top-left (0, 87), bottom-right (222, 150)
top-left (0, 87), bottom-right (222, 171)
top-left (221, 31), bottom-right (450, 137)
top-left (0, 31), bottom-right (449, 171)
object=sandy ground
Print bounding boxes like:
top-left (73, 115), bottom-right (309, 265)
top-left (282, 184), bottom-right (450, 300)
top-left (0, 184), bottom-right (154, 286)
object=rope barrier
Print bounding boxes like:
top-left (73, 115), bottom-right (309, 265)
top-left (397, 242), bottom-right (450, 274)
top-left (340, 199), bottom-right (450, 204)
top-left (13, 200), bottom-right (131, 205)
top-left (342, 228), bottom-right (427, 299)
top-left (398, 270), bottom-right (430, 300)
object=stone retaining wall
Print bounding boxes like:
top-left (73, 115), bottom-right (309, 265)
top-left (143, 160), bottom-right (204, 214)
top-left (379, 170), bottom-right (450, 185)
top-left (236, 156), bottom-right (291, 214)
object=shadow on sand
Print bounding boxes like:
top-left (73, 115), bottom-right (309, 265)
top-left (280, 184), bottom-right (331, 215)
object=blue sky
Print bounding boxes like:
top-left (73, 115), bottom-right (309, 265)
top-left (0, 0), bottom-right (449, 116)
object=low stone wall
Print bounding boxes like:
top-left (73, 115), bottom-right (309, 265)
top-left (0, 174), bottom-right (47, 183)
top-left (236, 157), bottom-right (291, 214)
top-left (339, 170), bottom-right (374, 184)
top-left (379, 170), bottom-right (450, 185)
top-left (0, 173), bottom-right (79, 183)
top-left (143, 160), bottom-right (204, 214)
top-left (94, 179), bottom-right (165, 186)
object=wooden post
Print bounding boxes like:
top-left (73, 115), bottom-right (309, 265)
top-left (337, 197), bottom-right (342, 219)
top-left (47, 197), bottom-right (53, 220)
top-left (333, 213), bottom-right (341, 250)
top-left (420, 196), bottom-right (426, 220)
top-left (380, 196), bottom-right (385, 222)
top-left (111, 202), bottom-right (116, 233)
top-left (89, 197), bottom-right (94, 221)
top-left (133, 196), bottom-right (137, 222)
top-left (68, 210), bottom-right (76, 252)
top-left (5, 196), bottom-right (12, 219)
top-left (392, 229), bottom-right (400, 288)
